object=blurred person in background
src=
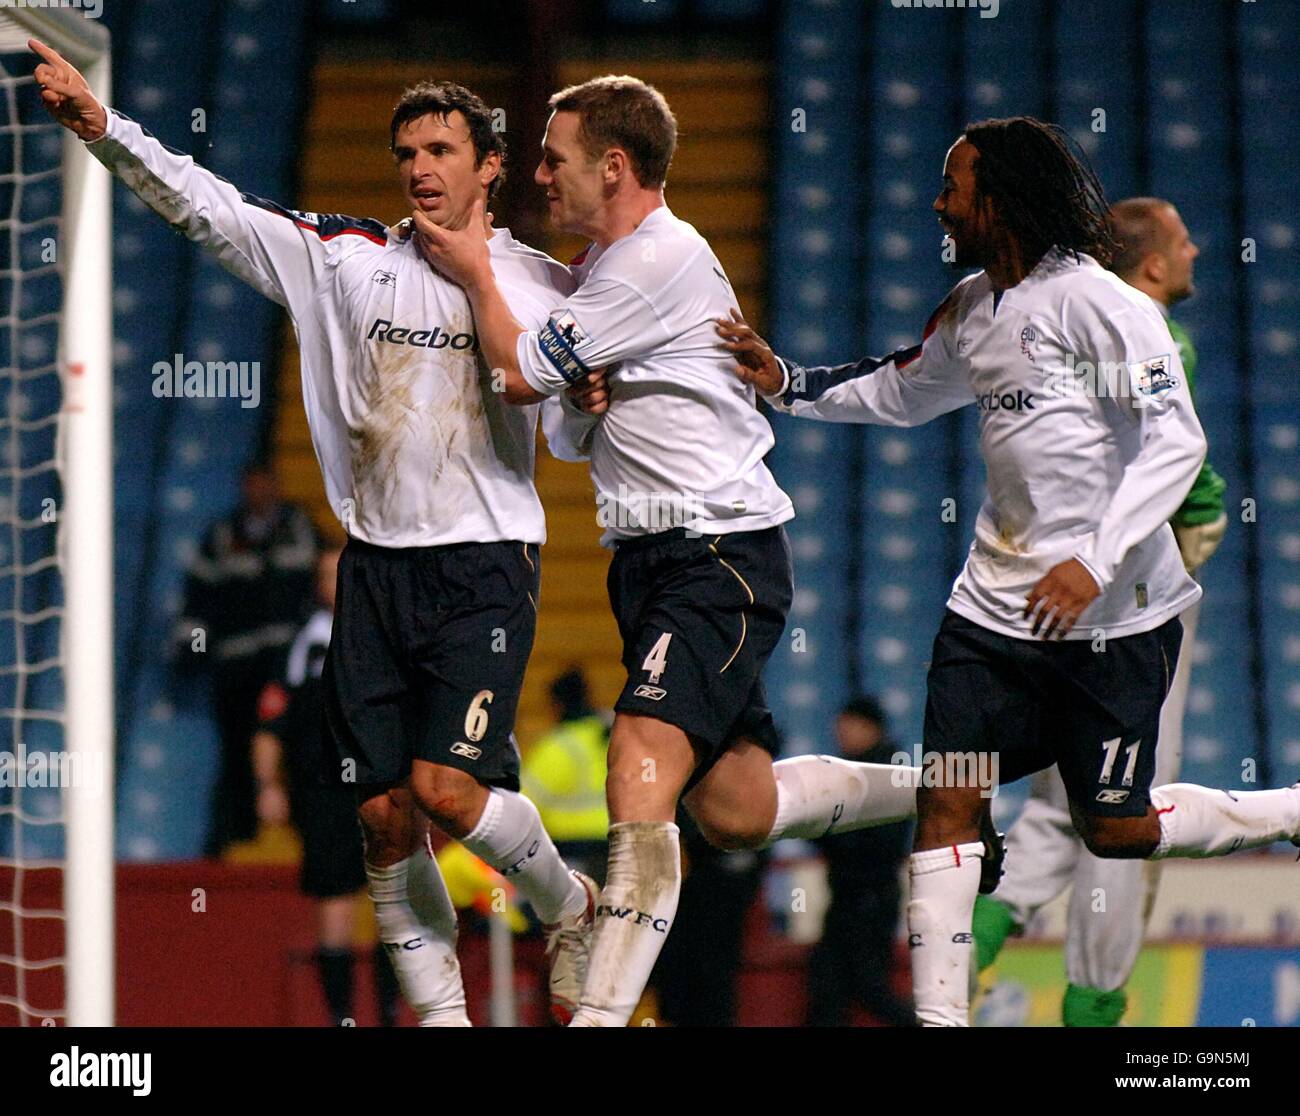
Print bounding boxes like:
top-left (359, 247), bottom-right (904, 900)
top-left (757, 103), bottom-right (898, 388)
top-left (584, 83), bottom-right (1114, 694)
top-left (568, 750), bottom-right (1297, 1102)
top-left (252, 546), bottom-right (400, 1027)
top-left (521, 667), bottom-right (610, 884)
top-left (806, 698), bottom-right (916, 1028)
top-left (180, 460), bottom-right (321, 856)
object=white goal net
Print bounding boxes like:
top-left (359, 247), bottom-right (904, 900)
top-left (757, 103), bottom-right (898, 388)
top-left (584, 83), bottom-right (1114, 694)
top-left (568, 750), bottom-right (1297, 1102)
top-left (0, 8), bottom-right (111, 1028)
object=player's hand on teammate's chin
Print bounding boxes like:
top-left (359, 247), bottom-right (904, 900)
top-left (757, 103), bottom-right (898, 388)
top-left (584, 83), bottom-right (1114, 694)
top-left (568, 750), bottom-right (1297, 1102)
top-left (566, 369), bottom-right (610, 416)
top-left (1023, 558), bottom-right (1101, 640)
top-left (410, 198), bottom-right (493, 288)
top-left (29, 38), bottom-right (108, 142)
top-left (714, 309), bottom-right (783, 396)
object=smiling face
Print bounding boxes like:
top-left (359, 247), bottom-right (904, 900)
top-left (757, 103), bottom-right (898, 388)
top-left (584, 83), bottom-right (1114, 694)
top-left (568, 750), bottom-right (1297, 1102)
top-left (933, 137), bottom-right (997, 269)
top-left (535, 110), bottom-right (608, 238)
top-left (393, 110), bottom-right (499, 229)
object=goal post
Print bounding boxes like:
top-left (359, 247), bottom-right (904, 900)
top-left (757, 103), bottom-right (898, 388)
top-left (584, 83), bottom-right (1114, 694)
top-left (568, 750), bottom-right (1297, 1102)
top-left (0, 8), bottom-right (112, 1027)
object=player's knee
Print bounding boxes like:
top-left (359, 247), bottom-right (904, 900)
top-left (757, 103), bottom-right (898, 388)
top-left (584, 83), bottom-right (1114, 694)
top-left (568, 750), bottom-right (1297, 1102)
top-left (357, 787), bottom-right (412, 862)
top-left (410, 764), bottom-right (482, 837)
top-left (1080, 818), bottom-right (1158, 859)
top-left (694, 815), bottom-right (768, 852)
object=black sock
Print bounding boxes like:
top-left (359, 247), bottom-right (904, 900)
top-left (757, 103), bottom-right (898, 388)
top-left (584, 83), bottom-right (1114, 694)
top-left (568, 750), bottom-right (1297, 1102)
top-left (373, 942), bottom-right (401, 1027)
top-left (316, 947), bottom-right (354, 1025)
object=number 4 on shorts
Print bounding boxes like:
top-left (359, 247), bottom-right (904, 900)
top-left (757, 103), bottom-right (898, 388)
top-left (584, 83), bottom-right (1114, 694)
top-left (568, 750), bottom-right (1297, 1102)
top-left (642, 633), bottom-right (672, 684)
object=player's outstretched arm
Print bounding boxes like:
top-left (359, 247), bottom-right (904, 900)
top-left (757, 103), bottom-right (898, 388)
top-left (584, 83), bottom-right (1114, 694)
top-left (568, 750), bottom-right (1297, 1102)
top-left (716, 305), bottom-right (973, 427)
top-left (30, 38), bottom-right (107, 140)
top-left (31, 39), bottom-right (377, 313)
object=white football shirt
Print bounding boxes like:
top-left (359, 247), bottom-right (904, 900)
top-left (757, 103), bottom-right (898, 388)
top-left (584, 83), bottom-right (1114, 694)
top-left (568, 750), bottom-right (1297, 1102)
top-left (773, 249), bottom-right (1205, 640)
top-left (89, 110), bottom-right (595, 547)
top-left (514, 206), bottom-right (794, 545)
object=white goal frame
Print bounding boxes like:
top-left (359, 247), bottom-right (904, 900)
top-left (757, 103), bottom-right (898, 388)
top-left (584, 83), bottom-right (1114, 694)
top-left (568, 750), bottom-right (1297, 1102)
top-left (0, 8), bottom-right (113, 1027)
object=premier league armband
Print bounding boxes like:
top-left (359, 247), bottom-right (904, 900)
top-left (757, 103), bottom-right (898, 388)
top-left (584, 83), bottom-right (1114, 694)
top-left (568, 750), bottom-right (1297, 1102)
top-left (538, 309), bottom-right (592, 386)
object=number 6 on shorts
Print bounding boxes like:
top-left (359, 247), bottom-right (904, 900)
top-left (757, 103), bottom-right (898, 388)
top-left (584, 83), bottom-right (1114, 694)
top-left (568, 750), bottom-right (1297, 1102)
top-left (464, 689), bottom-right (494, 743)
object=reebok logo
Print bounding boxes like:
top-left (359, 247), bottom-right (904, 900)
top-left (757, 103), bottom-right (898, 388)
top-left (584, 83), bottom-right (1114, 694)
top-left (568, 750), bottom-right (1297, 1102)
top-left (1096, 788), bottom-right (1131, 804)
top-left (976, 388), bottom-right (1036, 413)
top-left (951, 932), bottom-right (973, 944)
top-left (367, 318), bottom-right (478, 351)
top-left (633, 684), bottom-right (667, 701)
top-left (596, 904), bottom-right (670, 933)
top-left (450, 742), bottom-right (482, 760)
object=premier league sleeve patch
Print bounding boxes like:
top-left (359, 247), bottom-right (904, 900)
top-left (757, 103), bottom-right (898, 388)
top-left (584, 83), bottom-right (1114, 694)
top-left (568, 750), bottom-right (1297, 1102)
top-left (1129, 354), bottom-right (1178, 401)
top-left (538, 309), bottom-right (592, 385)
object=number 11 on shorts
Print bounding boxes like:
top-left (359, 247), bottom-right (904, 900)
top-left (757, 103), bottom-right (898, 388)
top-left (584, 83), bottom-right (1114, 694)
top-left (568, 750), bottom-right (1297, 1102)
top-left (1099, 735), bottom-right (1141, 787)
top-left (642, 633), bottom-right (672, 684)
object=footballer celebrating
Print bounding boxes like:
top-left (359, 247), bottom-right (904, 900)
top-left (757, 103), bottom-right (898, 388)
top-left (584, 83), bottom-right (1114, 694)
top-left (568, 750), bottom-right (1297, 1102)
top-left (415, 76), bottom-right (944, 1028)
top-left (32, 41), bottom-right (602, 1024)
top-left (971, 197), bottom-right (1231, 1026)
top-left (717, 117), bottom-right (1300, 1027)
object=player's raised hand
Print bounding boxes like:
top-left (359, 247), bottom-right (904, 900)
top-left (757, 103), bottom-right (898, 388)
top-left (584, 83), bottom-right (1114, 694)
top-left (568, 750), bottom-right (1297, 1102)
top-left (566, 369), bottom-right (609, 416)
top-left (715, 309), bottom-right (783, 396)
top-left (410, 197), bottom-right (493, 289)
top-left (1024, 558), bottom-right (1101, 640)
top-left (29, 38), bottom-right (107, 142)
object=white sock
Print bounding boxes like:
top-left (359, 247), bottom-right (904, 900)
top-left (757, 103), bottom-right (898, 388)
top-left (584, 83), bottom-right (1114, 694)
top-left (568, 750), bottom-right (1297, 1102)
top-left (766, 756), bottom-right (918, 843)
top-left (1150, 783), bottom-right (1300, 859)
top-left (570, 821), bottom-right (681, 1028)
top-left (461, 787), bottom-right (585, 924)
top-left (907, 841), bottom-right (984, 1027)
top-left (365, 852), bottom-right (469, 1026)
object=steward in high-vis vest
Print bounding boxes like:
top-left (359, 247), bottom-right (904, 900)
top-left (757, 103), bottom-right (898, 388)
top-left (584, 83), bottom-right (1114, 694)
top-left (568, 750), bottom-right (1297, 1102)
top-left (521, 669), bottom-right (610, 883)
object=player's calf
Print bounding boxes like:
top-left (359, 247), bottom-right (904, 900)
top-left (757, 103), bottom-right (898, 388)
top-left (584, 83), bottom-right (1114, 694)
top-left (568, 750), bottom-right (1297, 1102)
top-left (357, 786), bottom-right (469, 1026)
top-left (570, 715), bottom-right (694, 1027)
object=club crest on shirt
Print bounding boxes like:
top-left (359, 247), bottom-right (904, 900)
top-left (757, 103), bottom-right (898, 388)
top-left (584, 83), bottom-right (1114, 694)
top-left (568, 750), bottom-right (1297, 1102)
top-left (1019, 325), bottom-right (1037, 362)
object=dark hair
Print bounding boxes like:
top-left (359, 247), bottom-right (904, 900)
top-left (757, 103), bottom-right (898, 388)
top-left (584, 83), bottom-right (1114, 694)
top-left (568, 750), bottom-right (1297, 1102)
top-left (389, 80), bottom-right (505, 200)
top-left (550, 667), bottom-right (592, 722)
top-left (840, 696), bottom-right (886, 728)
top-left (1108, 197), bottom-right (1175, 279)
top-left (548, 74), bottom-right (677, 189)
top-left (962, 116), bottom-right (1119, 267)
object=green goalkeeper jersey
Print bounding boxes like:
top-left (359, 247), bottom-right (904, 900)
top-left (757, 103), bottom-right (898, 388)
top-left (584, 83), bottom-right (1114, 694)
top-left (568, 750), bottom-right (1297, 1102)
top-left (1168, 316), bottom-right (1227, 527)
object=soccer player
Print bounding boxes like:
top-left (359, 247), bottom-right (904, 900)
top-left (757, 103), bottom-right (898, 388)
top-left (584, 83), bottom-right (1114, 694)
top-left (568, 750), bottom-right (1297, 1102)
top-left (970, 197), bottom-right (1230, 1026)
top-left (411, 75), bottom-right (939, 1028)
top-left (31, 40), bottom-right (600, 1025)
top-left (716, 116), bottom-right (1300, 1026)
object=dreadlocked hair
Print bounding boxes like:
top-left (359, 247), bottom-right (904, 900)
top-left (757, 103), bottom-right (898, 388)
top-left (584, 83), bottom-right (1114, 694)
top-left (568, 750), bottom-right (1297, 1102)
top-left (962, 116), bottom-right (1120, 267)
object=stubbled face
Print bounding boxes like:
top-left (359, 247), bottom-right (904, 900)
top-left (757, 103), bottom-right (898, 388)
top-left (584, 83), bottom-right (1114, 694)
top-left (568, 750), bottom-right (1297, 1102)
top-left (933, 137), bottom-right (995, 269)
top-left (1154, 204), bottom-right (1198, 305)
top-left (393, 110), bottom-right (498, 229)
top-left (535, 110), bottom-right (607, 238)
